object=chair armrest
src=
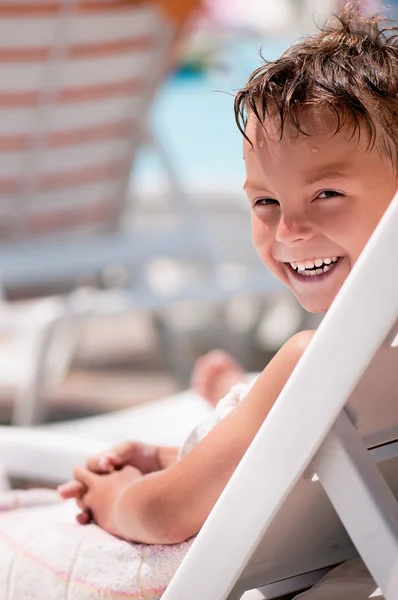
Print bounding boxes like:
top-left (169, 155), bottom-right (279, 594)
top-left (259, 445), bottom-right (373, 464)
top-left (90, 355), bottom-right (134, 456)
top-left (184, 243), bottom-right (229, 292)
top-left (0, 426), bottom-right (109, 485)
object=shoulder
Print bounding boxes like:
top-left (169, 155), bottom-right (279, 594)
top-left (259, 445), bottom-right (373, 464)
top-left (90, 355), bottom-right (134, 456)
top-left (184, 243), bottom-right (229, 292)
top-left (254, 330), bottom-right (316, 386)
top-left (284, 330), bottom-right (316, 356)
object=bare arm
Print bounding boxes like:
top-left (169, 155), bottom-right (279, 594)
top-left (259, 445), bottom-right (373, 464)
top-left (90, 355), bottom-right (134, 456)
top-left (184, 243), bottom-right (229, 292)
top-left (108, 330), bottom-right (315, 544)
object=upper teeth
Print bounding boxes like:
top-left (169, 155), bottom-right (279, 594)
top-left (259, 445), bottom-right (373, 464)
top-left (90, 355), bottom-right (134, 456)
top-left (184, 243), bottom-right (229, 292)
top-left (289, 257), bottom-right (339, 272)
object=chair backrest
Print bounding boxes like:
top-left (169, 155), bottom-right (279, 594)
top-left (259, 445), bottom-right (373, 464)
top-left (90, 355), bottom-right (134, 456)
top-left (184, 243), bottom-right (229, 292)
top-left (0, 1), bottom-right (177, 240)
top-left (162, 192), bottom-right (398, 600)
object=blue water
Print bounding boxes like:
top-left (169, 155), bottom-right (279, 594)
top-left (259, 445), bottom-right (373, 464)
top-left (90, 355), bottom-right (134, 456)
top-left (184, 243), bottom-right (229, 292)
top-left (134, 37), bottom-right (293, 190)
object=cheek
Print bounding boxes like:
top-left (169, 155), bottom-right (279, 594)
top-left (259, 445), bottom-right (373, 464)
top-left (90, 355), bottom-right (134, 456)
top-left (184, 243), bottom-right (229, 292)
top-left (251, 215), bottom-right (285, 279)
top-left (323, 202), bottom-right (388, 262)
top-left (333, 185), bottom-right (396, 259)
top-left (251, 214), bottom-right (273, 257)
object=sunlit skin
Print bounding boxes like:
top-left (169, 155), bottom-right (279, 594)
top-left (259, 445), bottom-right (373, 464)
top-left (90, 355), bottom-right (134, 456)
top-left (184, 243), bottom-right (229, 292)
top-left (243, 113), bottom-right (398, 312)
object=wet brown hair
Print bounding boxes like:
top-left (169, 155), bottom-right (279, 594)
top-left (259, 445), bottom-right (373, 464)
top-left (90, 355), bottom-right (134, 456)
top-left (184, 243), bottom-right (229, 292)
top-left (234, 2), bottom-right (398, 166)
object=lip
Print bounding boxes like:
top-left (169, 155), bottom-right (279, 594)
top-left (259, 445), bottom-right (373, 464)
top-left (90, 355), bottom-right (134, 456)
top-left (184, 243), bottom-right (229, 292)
top-left (284, 257), bottom-right (344, 283)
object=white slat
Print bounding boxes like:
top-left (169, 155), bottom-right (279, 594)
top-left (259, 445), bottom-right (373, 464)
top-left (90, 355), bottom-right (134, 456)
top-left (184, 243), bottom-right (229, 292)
top-left (69, 7), bottom-right (163, 44)
top-left (0, 97), bottom-right (141, 134)
top-left (0, 18), bottom-right (56, 47)
top-left (0, 6), bottom-right (163, 47)
top-left (0, 138), bottom-right (132, 178)
top-left (0, 181), bottom-right (121, 211)
top-left (0, 52), bottom-right (159, 92)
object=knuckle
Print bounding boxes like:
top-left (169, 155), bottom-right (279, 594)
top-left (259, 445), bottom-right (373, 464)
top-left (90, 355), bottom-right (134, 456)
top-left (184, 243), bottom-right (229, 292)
top-left (86, 453), bottom-right (103, 470)
top-left (73, 465), bottom-right (86, 481)
top-left (120, 441), bottom-right (136, 454)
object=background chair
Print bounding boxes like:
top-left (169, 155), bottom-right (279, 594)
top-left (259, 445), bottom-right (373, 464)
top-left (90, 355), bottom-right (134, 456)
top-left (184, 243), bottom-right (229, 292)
top-left (0, 0), bottom-right (211, 426)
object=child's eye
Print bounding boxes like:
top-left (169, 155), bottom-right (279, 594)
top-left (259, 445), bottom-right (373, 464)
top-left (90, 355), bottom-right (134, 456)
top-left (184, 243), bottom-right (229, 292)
top-left (254, 198), bottom-right (279, 206)
top-left (318, 190), bottom-right (343, 199)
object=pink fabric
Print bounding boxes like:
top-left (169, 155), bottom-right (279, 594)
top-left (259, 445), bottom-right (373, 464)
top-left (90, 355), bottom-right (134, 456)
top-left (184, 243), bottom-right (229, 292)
top-left (0, 489), bottom-right (193, 600)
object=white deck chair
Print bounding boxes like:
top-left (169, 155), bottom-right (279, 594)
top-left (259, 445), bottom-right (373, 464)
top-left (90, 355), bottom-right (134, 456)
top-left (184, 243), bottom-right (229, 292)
top-left (0, 193), bottom-right (397, 597)
top-left (0, 191), bottom-right (398, 598)
top-left (0, 0), bottom-right (218, 426)
top-left (160, 191), bottom-right (398, 599)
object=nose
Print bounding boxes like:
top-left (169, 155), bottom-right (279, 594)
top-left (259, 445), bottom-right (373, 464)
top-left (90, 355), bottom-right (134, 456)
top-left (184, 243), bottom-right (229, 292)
top-left (275, 212), bottom-right (314, 244)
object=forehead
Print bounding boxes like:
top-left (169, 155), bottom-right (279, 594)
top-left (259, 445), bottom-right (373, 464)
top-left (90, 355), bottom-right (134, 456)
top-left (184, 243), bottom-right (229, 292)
top-left (243, 111), bottom-right (366, 164)
top-left (242, 109), bottom-right (398, 195)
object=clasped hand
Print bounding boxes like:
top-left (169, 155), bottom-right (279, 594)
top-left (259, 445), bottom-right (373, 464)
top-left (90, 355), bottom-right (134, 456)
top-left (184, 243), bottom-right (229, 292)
top-left (58, 441), bottom-right (158, 538)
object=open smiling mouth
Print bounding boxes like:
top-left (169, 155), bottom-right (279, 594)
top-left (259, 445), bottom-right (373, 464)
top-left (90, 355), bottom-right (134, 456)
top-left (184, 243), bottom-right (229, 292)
top-left (285, 256), bottom-right (343, 282)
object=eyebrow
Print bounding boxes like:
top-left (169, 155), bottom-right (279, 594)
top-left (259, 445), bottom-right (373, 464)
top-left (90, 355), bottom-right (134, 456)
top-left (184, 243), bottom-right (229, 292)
top-left (304, 163), bottom-right (350, 186)
top-left (243, 179), bottom-right (267, 192)
top-left (243, 163), bottom-right (350, 192)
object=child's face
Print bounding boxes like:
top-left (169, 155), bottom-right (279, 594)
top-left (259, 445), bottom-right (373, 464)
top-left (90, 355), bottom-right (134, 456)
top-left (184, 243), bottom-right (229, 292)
top-left (243, 113), bottom-right (397, 312)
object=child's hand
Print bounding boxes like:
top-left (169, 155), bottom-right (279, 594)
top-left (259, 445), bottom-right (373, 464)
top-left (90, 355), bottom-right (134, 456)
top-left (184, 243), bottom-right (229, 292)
top-left (84, 441), bottom-right (160, 475)
top-left (58, 441), bottom-right (158, 500)
top-left (58, 441), bottom-right (165, 523)
top-left (72, 464), bottom-right (143, 538)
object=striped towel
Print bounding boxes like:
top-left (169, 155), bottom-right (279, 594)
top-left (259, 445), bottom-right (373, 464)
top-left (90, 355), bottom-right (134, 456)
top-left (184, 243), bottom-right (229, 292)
top-left (0, 489), bottom-right (193, 600)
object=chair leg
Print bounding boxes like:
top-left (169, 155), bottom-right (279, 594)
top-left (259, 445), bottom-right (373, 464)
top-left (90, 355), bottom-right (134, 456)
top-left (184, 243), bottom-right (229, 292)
top-left (236, 569), bottom-right (331, 600)
top-left (311, 410), bottom-right (398, 600)
top-left (12, 318), bottom-right (60, 426)
top-left (0, 461), bottom-right (10, 491)
top-left (145, 124), bottom-right (217, 266)
top-left (11, 294), bottom-right (86, 427)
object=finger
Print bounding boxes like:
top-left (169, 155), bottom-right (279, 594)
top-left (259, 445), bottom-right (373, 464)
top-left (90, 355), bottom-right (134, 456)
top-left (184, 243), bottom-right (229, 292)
top-left (98, 454), bottom-right (119, 472)
top-left (86, 452), bottom-right (119, 474)
top-left (86, 441), bottom-right (138, 473)
top-left (74, 465), bottom-right (96, 486)
top-left (75, 495), bottom-right (87, 511)
top-left (76, 509), bottom-right (92, 525)
top-left (57, 480), bottom-right (86, 499)
top-left (108, 442), bottom-right (138, 465)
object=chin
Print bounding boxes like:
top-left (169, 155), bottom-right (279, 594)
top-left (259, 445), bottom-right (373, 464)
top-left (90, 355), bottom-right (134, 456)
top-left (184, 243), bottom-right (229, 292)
top-left (294, 295), bottom-right (333, 313)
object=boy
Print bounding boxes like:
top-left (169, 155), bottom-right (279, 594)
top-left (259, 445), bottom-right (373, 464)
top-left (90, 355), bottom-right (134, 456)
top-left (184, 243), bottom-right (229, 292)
top-left (29, 3), bottom-right (398, 598)
top-left (66, 0), bottom-right (396, 545)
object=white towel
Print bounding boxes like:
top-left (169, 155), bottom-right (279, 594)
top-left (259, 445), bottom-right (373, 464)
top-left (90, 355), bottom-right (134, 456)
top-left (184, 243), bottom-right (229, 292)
top-left (0, 489), bottom-right (193, 600)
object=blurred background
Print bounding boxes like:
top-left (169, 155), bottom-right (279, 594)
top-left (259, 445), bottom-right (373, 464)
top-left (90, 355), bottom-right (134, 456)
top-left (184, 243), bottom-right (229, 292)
top-left (0, 0), bottom-right (393, 434)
